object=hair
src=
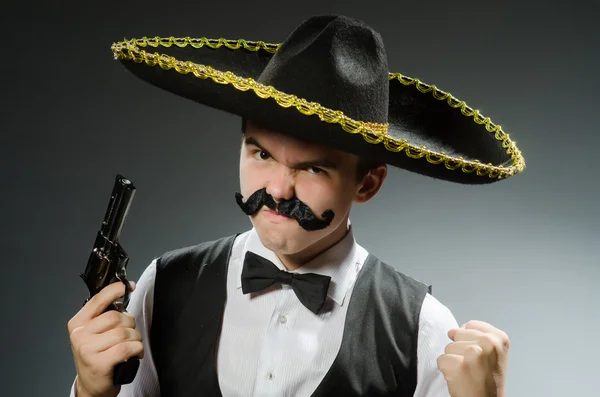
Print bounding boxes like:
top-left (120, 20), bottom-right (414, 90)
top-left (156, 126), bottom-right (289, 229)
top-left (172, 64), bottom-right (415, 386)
top-left (241, 117), bottom-right (383, 183)
top-left (355, 157), bottom-right (383, 183)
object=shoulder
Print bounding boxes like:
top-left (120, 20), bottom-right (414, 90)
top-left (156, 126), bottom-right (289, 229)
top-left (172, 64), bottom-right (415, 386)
top-left (419, 293), bottom-right (459, 335)
top-left (412, 293), bottom-right (457, 397)
top-left (361, 251), bottom-right (431, 295)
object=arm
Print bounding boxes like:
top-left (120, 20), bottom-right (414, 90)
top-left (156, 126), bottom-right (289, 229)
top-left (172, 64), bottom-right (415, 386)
top-left (413, 293), bottom-right (458, 397)
top-left (118, 259), bottom-right (160, 396)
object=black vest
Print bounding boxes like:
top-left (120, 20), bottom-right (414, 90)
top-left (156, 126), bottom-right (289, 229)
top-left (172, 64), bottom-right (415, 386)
top-left (150, 235), bottom-right (430, 397)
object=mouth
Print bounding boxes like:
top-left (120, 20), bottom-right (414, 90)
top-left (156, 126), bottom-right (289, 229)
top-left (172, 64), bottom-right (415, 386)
top-left (264, 208), bottom-right (292, 220)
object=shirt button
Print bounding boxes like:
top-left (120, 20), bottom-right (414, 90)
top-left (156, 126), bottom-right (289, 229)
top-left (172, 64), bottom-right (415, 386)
top-left (279, 315), bottom-right (288, 324)
top-left (268, 372), bottom-right (274, 380)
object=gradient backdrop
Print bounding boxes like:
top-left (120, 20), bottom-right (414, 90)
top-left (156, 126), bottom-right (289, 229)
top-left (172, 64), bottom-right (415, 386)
top-left (2, 0), bottom-right (598, 396)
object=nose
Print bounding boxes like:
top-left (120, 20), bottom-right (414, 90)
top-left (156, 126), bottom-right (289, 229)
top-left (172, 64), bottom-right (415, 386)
top-left (265, 166), bottom-right (295, 202)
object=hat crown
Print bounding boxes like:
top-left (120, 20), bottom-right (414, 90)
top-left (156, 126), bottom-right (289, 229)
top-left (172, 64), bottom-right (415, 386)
top-left (257, 15), bottom-right (389, 124)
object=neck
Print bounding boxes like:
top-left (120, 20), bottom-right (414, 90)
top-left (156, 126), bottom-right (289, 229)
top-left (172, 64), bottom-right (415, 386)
top-left (277, 217), bottom-right (350, 271)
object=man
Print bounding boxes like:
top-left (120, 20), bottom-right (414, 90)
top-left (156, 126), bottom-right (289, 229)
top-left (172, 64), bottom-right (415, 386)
top-left (68, 14), bottom-right (523, 397)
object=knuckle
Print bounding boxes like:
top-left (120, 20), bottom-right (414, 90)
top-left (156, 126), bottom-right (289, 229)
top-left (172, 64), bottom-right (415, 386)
top-left (67, 318), bottom-right (76, 333)
top-left (480, 333), bottom-right (494, 345)
top-left (69, 325), bottom-right (88, 346)
top-left (123, 312), bottom-right (136, 328)
top-left (76, 341), bottom-right (93, 361)
top-left (78, 342), bottom-right (94, 359)
top-left (436, 354), bottom-right (444, 367)
top-left (115, 327), bottom-right (130, 341)
top-left (480, 333), bottom-right (500, 350)
top-left (69, 324), bottom-right (83, 340)
top-left (444, 343), bottom-right (453, 354)
top-left (135, 341), bottom-right (145, 358)
top-left (499, 331), bottom-right (511, 350)
top-left (132, 329), bottom-right (143, 342)
top-left (465, 320), bottom-right (477, 329)
top-left (465, 345), bottom-right (483, 361)
top-left (436, 356), bottom-right (454, 380)
top-left (106, 310), bottom-right (122, 326)
top-left (115, 342), bottom-right (131, 360)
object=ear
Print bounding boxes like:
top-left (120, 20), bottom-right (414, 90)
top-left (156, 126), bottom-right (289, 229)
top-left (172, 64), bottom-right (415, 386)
top-left (354, 164), bottom-right (387, 204)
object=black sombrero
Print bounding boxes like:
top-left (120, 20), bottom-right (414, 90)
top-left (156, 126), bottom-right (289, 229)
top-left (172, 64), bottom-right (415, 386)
top-left (110, 15), bottom-right (525, 184)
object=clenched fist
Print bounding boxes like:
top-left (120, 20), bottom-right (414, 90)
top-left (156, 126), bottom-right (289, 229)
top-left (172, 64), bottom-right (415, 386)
top-left (437, 320), bottom-right (510, 397)
top-left (67, 281), bottom-right (144, 397)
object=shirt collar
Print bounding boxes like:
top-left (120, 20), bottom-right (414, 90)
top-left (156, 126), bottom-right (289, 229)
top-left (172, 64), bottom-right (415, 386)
top-left (236, 221), bottom-right (360, 306)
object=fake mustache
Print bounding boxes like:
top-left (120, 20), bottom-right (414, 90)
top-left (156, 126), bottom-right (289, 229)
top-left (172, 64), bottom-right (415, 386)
top-left (235, 188), bottom-right (334, 231)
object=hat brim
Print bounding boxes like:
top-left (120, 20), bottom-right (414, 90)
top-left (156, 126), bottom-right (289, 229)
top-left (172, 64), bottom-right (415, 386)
top-left (111, 37), bottom-right (525, 184)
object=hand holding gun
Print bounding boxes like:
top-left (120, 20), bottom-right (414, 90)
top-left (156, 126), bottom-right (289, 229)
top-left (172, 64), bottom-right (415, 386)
top-left (67, 174), bottom-right (143, 397)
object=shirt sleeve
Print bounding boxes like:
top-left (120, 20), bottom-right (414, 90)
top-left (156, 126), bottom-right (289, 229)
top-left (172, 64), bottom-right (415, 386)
top-left (412, 293), bottom-right (459, 397)
top-left (68, 259), bottom-right (160, 397)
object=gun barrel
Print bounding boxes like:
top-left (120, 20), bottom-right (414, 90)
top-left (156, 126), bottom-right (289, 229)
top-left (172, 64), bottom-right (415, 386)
top-left (101, 175), bottom-right (136, 243)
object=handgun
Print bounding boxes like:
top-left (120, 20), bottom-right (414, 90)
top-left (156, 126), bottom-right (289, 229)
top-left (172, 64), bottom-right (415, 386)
top-left (79, 174), bottom-right (140, 385)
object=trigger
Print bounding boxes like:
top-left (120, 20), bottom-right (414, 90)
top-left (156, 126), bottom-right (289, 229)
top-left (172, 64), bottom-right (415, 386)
top-left (122, 278), bottom-right (131, 310)
top-left (116, 269), bottom-right (131, 311)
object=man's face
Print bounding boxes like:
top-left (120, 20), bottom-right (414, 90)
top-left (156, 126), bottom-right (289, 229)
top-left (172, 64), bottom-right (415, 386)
top-left (239, 122), bottom-right (368, 257)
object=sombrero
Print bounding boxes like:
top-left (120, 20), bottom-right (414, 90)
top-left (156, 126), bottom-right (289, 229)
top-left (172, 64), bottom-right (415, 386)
top-left (110, 14), bottom-right (525, 184)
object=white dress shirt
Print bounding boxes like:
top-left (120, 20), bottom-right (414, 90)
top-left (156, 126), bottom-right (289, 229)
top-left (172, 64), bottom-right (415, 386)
top-left (70, 226), bottom-right (458, 397)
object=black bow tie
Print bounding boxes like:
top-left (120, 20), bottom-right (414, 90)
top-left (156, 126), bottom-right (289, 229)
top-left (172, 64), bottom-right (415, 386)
top-left (241, 251), bottom-right (331, 314)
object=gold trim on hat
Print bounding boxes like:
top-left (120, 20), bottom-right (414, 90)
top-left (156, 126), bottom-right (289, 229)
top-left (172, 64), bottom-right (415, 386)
top-left (111, 37), bottom-right (525, 180)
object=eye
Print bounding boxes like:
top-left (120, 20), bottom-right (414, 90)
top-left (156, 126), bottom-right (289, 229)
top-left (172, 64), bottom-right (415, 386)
top-left (253, 150), bottom-right (271, 160)
top-left (307, 166), bottom-right (325, 175)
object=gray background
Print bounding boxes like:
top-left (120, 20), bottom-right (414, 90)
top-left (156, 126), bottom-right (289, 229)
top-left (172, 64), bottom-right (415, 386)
top-left (2, 0), bottom-right (598, 396)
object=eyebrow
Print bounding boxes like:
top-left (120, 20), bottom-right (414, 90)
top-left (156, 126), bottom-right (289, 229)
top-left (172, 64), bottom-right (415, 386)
top-left (244, 136), bottom-right (338, 170)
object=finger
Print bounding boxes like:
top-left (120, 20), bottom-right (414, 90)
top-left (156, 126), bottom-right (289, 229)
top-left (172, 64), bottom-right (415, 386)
top-left (463, 320), bottom-right (511, 350)
top-left (444, 341), bottom-right (477, 356)
top-left (86, 310), bottom-right (136, 334)
top-left (99, 340), bottom-right (145, 364)
top-left (78, 281), bottom-right (136, 325)
top-left (437, 353), bottom-right (463, 380)
top-left (451, 328), bottom-right (485, 342)
top-left (444, 340), bottom-right (482, 356)
top-left (68, 281), bottom-right (134, 334)
top-left (452, 330), bottom-right (505, 357)
top-left (462, 319), bottom-right (507, 336)
top-left (89, 327), bottom-right (143, 354)
top-left (447, 328), bottom-right (459, 340)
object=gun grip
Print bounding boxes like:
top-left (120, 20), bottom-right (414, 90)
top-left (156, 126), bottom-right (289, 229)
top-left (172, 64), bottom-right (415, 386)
top-left (113, 357), bottom-right (140, 385)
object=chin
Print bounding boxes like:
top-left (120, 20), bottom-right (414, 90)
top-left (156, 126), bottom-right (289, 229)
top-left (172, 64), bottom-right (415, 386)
top-left (252, 217), bottom-right (314, 255)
